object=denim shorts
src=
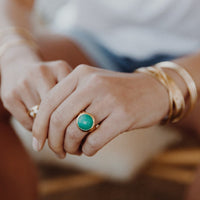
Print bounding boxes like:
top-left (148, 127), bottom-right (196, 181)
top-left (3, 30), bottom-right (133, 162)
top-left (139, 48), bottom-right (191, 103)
top-left (65, 29), bottom-right (180, 73)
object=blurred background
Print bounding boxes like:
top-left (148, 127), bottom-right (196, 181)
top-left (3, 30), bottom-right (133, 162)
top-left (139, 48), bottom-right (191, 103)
top-left (36, 129), bottom-right (200, 200)
top-left (16, 1), bottom-right (200, 199)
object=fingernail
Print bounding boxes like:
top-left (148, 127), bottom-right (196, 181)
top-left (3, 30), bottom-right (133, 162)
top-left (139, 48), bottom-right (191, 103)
top-left (32, 137), bottom-right (40, 152)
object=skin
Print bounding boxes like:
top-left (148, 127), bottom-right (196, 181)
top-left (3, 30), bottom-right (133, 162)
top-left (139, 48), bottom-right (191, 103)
top-left (32, 53), bottom-right (200, 158)
top-left (32, 66), bottom-right (169, 157)
top-left (1, 0), bottom-right (200, 199)
top-left (0, 0), bottom-right (94, 199)
top-left (0, 34), bottom-right (93, 199)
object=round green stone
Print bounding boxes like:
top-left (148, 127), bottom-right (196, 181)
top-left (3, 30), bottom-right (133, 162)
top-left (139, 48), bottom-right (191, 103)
top-left (77, 113), bottom-right (94, 131)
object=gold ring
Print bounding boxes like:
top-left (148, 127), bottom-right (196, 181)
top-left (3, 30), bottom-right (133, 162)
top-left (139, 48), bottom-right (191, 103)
top-left (76, 112), bottom-right (97, 132)
top-left (28, 105), bottom-right (39, 118)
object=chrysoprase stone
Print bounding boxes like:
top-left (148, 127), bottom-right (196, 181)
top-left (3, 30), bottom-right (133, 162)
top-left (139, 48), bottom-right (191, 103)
top-left (77, 113), bottom-right (94, 131)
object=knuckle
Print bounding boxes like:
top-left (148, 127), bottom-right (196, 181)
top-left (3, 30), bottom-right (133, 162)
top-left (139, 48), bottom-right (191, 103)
top-left (106, 91), bottom-right (121, 105)
top-left (36, 64), bottom-right (48, 76)
top-left (57, 60), bottom-right (68, 67)
top-left (117, 105), bottom-right (129, 119)
top-left (84, 137), bottom-right (98, 154)
top-left (57, 60), bottom-right (72, 73)
top-left (90, 74), bottom-right (104, 86)
top-left (17, 79), bottom-right (29, 90)
top-left (64, 146), bottom-right (77, 155)
top-left (67, 128), bottom-right (79, 141)
top-left (104, 93), bottom-right (117, 107)
top-left (48, 140), bottom-right (62, 154)
top-left (38, 64), bottom-right (47, 71)
top-left (41, 97), bottom-right (52, 109)
top-left (40, 93), bottom-right (55, 110)
top-left (75, 64), bottom-right (91, 74)
top-left (2, 90), bottom-right (17, 107)
top-left (50, 111), bottom-right (63, 127)
top-left (20, 119), bottom-right (32, 131)
top-left (83, 148), bottom-right (96, 157)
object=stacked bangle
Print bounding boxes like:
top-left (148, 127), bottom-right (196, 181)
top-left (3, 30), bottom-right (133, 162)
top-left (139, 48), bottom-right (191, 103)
top-left (0, 39), bottom-right (40, 58)
top-left (156, 61), bottom-right (198, 112)
top-left (0, 27), bottom-right (36, 43)
top-left (136, 61), bottom-right (197, 124)
top-left (0, 27), bottom-right (41, 59)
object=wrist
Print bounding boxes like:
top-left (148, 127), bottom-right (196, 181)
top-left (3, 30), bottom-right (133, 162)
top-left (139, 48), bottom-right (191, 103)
top-left (133, 72), bottom-right (170, 121)
top-left (155, 61), bottom-right (197, 116)
top-left (135, 64), bottom-right (188, 123)
top-left (0, 44), bottom-right (41, 70)
top-left (0, 27), bottom-right (42, 69)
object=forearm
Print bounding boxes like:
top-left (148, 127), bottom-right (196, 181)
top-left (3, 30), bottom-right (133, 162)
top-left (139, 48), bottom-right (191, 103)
top-left (0, 0), bottom-right (43, 70)
top-left (145, 52), bottom-right (200, 128)
top-left (0, 0), bottom-right (34, 29)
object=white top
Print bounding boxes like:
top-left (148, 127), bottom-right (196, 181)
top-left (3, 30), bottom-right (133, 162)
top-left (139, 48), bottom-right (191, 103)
top-left (51, 0), bottom-right (200, 59)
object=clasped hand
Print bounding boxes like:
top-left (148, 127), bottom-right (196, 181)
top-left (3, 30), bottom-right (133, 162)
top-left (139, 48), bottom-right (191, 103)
top-left (1, 50), bottom-right (170, 158)
top-left (30, 64), bottom-right (169, 158)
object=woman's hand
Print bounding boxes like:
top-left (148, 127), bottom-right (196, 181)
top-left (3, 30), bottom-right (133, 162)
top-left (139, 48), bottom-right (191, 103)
top-left (0, 46), bottom-right (72, 130)
top-left (32, 65), bottom-right (170, 158)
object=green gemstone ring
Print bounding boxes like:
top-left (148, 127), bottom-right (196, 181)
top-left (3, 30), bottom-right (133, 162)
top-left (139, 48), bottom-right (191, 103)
top-left (76, 112), bottom-right (96, 132)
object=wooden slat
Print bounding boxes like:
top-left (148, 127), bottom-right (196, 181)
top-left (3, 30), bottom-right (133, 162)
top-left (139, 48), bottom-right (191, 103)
top-left (153, 148), bottom-right (200, 166)
top-left (146, 165), bottom-right (196, 184)
top-left (39, 173), bottom-right (104, 196)
top-left (39, 148), bottom-right (200, 196)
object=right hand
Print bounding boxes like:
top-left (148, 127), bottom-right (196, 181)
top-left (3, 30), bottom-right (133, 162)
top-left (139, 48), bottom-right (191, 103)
top-left (0, 46), bottom-right (72, 130)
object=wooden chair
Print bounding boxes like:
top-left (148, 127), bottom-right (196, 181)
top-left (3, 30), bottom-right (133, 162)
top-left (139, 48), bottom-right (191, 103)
top-left (38, 147), bottom-right (200, 197)
top-left (146, 148), bottom-right (200, 184)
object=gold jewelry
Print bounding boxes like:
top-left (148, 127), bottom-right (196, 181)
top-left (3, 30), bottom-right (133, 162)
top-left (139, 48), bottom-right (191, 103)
top-left (163, 73), bottom-right (185, 123)
top-left (156, 61), bottom-right (198, 113)
top-left (136, 66), bottom-right (185, 123)
top-left (153, 66), bottom-right (185, 123)
top-left (28, 105), bottom-right (39, 119)
top-left (136, 67), bottom-right (174, 123)
top-left (0, 39), bottom-right (40, 58)
top-left (0, 27), bottom-right (35, 43)
top-left (0, 27), bottom-right (43, 59)
top-left (76, 112), bottom-right (96, 132)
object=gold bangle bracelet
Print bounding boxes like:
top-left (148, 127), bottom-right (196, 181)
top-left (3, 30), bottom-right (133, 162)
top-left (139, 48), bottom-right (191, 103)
top-left (0, 39), bottom-right (40, 59)
top-left (163, 73), bottom-right (185, 123)
top-left (136, 66), bottom-right (185, 123)
top-left (154, 66), bottom-right (185, 122)
top-left (136, 67), bottom-right (174, 123)
top-left (0, 27), bottom-right (35, 43)
top-left (156, 61), bottom-right (198, 113)
top-left (147, 67), bottom-right (185, 123)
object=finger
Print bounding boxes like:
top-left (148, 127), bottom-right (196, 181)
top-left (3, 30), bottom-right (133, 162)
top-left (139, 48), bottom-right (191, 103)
top-left (64, 101), bottom-right (110, 155)
top-left (36, 71), bottom-right (57, 100)
top-left (48, 60), bottom-right (72, 82)
top-left (10, 98), bottom-right (33, 131)
top-left (32, 71), bottom-right (78, 151)
top-left (82, 114), bottom-right (123, 156)
top-left (19, 83), bottom-right (41, 109)
top-left (54, 62), bottom-right (72, 82)
top-left (47, 89), bottom-right (91, 157)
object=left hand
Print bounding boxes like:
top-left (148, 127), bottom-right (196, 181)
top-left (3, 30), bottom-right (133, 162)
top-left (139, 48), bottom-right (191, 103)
top-left (32, 65), bottom-right (170, 158)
